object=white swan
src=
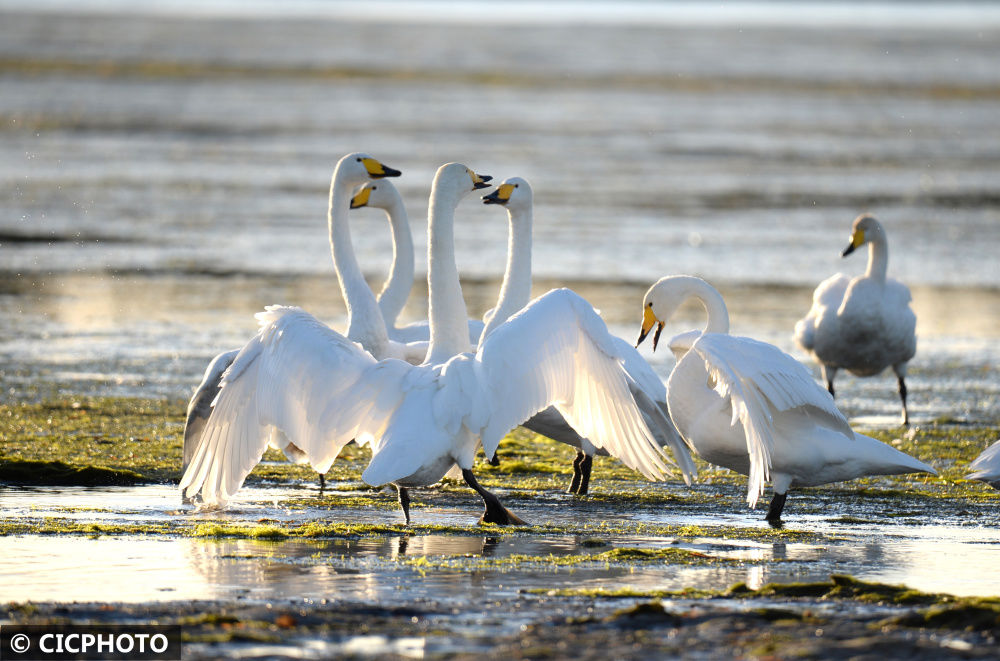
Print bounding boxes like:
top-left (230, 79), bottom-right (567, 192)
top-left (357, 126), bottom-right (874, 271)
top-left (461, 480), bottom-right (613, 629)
top-left (637, 275), bottom-right (936, 522)
top-left (794, 214), bottom-right (916, 425)
top-left (181, 163), bottom-right (673, 525)
top-left (481, 177), bottom-right (695, 493)
top-left (349, 179), bottom-right (485, 345)
top-left (968, 441), bottom-right (1000, 489)
top-left (182, 152), bottom-right (416, 477)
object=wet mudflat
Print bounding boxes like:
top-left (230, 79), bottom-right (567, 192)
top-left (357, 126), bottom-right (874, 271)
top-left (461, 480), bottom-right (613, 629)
top-left (2, 397), bottom-right (1000, 658)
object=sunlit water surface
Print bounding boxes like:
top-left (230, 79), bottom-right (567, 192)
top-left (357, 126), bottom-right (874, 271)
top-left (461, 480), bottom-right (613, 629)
top-left (2, 485), bottom-right (999, 605)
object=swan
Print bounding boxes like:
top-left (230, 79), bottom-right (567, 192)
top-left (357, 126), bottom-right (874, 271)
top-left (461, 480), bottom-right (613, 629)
top-left (180, 163), bottom-right (672, 525)
top-left (182, 152), bottom-right (416, 480)
top-left (349, 179), bottom-right (485, 345)
top-left (794, 214), bottom-right (916, 425)
top-left (637, 275), bottom-right (936, 522)
top-left (480, 177), bottom-right (695, 494)
top-left (968, 441), bottom-right (1000, 489)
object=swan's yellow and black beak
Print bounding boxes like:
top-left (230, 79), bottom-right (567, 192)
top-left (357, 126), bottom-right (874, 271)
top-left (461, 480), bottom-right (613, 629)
top-left (482, 182), bottom-right (514, 205)
top-left (472, 171), bottom-right (493, 190)
top-left (842, 228), bottom-right (864, 257)
top-left (350, 186), bottom-right (372, 209)
top-left (363, 157), bottom-right (401, 179)
top-left (636, 305), bottom-right (665, 351)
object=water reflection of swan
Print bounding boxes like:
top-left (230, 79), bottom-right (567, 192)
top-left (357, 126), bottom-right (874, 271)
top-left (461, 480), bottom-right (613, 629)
top-left (182, 164), bottom-right (671, 525)
top-left (968, 440), bottom-right (1000, 489)
top-left (637, 275), bottom-right (936, 522)
top-left (794, 214), bottom-right (916, 425)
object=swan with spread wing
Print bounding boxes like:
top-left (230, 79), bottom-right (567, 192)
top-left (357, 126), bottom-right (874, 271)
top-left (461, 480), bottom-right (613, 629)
top-left (182, 152), bottom-right (411, 478)
top-left (637, 275), bottom-right (935, 522)
top-left (181, 163), bottom-right (670, 525)
top-left (481, 177), bottom-right (695, 494)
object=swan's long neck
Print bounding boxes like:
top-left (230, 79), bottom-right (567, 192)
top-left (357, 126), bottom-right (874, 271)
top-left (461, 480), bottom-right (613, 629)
top-left (689, 279), bottom-right (730, 335)
top-left (328, 172), bottom-right (389, 357)
top-left (865, 236), bottom-right (889, 283)
top-left (426, 186), bottom-right (470, 364)
top-left (376, 195), bottom-right (413, 328)
top-left (481, 205), bottom-right (533, 339)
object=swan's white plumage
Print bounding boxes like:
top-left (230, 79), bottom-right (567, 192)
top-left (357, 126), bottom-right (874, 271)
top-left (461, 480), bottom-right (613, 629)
top-left (181, 152), bottom-right (414, 476)
top-left (681, 332), bottom-right (853, 506)
top-left (480, 176), bottom-right (695, 485)
top-left (968, 441), bottom-right (1000, 489)
top-left (794, 214), bottom-right (916, 423)
top-left (182, 163), bottom-right (667, 511)
top-left (182, 289), bottom-right (666, 506)
top-left (643, 275), bottom-right (935, 511)
top-left (352, 179), bottom-right (484, 346)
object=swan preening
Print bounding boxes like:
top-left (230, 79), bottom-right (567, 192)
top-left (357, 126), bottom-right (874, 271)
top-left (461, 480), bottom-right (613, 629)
top-left (181, 163), bottom-right (679, 525)
top-left (795, 214), bottom-right (917, 425)
top-left (637, 275), bottom-right (935, 522)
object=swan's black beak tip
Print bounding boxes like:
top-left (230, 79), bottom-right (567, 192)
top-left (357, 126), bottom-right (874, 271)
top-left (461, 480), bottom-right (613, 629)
top-left (377, 165), bottom-right (402, 178)
top-left (841, 243), bottom-right (856, 257)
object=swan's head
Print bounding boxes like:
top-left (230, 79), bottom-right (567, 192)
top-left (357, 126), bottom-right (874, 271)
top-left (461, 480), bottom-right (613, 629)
top-left (350, 179), bottom-right (402, 210)
top-left (432, 162), bottom-right (492, 202)
top-left (842, 213), bottom-right (884, 257)
top-left (637, 275), bottom-right (711, 351)
top-left (336, 152), bottom-right (402, 187)
top-left (482, 176), bottom-right (532, 211)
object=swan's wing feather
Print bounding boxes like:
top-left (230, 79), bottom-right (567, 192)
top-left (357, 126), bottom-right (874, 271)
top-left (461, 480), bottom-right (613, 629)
top-left (613, 336), bottom-right (696, 483)
top-left (969, 440), bottom-right (1000, 483)
top-left (691, 333), bottom-right (852, 506)
top-left (475, 288), bottom-right (668, 481)
top-left (179, 306), bottom-right (411, 507)
top-left (182, 349), bottom-right (239, 472)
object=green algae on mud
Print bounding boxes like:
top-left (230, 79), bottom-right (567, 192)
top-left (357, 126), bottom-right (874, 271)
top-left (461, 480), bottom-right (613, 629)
top-left (0, 458), bottom-right (148, 486)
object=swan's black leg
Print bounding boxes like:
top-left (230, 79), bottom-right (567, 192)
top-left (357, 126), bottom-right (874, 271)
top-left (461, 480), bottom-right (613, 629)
top-left (396, 485), bottom-right (411, 525)
top-left (567, 450), bottom-right (585, 494)
top-left (826, 379), bottom-right (835, 398)
top-left (489, 453), bottom-right (501, 467)
top-left (898, 376), bottom-right (909, 426)
top-left (577, 454), bottom-right (593, 496)
top-left (765, 492), bottom-right (787, 524)
top-left (318, 473), bottom-right (326, 490)
top-left (462, 469), bottom-right (526, 526)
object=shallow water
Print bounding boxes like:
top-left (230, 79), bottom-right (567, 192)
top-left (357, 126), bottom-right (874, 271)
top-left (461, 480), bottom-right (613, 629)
top-left (3, 484), bottom-right (999, 604)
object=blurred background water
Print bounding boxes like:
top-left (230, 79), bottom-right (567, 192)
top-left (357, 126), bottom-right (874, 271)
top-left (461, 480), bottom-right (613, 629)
top-left (0, 1), bottom-right (998, 423)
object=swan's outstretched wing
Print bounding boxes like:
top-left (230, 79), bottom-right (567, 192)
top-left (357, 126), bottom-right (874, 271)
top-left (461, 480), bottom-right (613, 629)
top-left (473, 288), bottom-right (669, 481)
top-left (182, 349), bottom-right (239, 472)
top-left (690, 333), bottom-right (853, 506)
top-left (179, 305), bottom-right (412, 507)
top-left (968, 440), bottom-right (1000, 487)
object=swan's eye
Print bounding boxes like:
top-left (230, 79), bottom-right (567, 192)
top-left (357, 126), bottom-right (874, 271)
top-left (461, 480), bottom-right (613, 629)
top-left (356, 157), bottom-right (362, 162)
top-left (372, 186), bottom-right (377, 190)
top-left (647, 302), bottom-right (653, 308)
top-left (514, 184), bottom-right (519, 188)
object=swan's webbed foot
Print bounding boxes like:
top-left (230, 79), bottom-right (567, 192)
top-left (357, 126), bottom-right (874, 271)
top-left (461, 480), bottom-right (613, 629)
top-left (462, 468), bottom-right (526, 526)
top-left (898, 375), bottom-right (909, 426)
top-left (765, 492), bottom-right (787, 526)
top-left (396, 485), bottom-right (411, 525)
top-left (567, 450), bottom-right (586, 494)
